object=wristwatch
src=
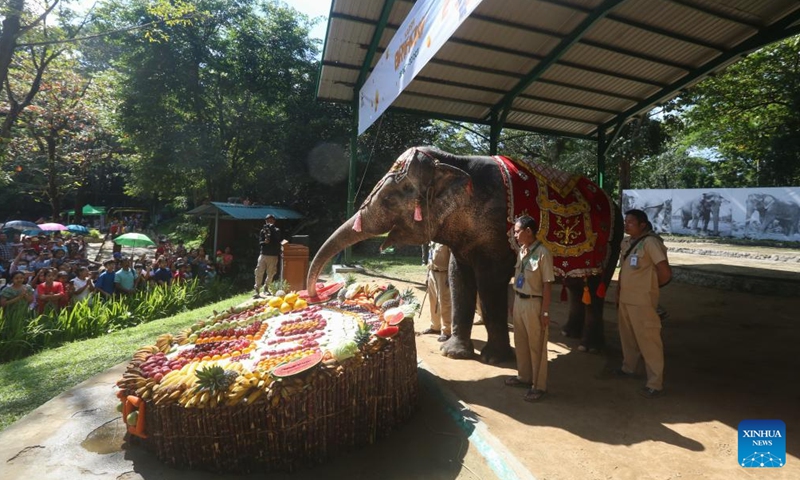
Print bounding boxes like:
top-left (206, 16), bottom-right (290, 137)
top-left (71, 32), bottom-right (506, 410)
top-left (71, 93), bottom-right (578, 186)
top-left (542, 312), bottom-right (549, 317)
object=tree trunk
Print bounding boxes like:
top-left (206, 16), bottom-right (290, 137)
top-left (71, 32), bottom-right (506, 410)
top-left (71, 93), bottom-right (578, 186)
top-left (0, 0), bottom-right (24, 95)
top-left (47, 136), bottom-right (60, 219)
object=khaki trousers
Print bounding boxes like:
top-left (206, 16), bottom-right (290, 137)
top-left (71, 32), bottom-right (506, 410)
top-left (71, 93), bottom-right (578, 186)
top-left (427, 270), bottom-right (452, 335)
top-left (512, 296), bottom-right (548, 390)
top-left (618, 303), bottom-right (664, 390)
top-left (254, 254), bottom-right (279, 292)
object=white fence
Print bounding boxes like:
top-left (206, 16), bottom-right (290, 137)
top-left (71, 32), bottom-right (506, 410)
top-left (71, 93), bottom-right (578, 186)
top-left (622, 187), bottom-right (800, 240)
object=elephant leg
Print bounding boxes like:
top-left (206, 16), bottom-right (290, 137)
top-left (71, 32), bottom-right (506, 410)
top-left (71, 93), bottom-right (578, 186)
top-left (562, 278), bottom-right (584, 338)
top-left (581, 275), bottom-right (606, 351)
top-left (475, 276), bottom-right (513, 364)
top-left (440, 261), bottom-right (478, 359)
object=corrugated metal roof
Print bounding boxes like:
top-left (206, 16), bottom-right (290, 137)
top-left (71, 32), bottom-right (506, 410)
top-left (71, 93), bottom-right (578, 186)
top-left (186, 203), bottom-right (304, 220)
top-left (318, 0), bottom-right (800, 139)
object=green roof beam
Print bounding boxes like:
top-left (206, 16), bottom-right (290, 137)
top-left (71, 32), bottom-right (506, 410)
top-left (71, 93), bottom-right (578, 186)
top-left (492, 0), bottom-right (627, 129)
top-left (354, 0), bottom-right (396, 93)
top-left (600, 16), bottom-right (800, 134)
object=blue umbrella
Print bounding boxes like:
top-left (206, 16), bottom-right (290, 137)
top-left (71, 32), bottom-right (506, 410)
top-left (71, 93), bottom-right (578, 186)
top-left (22, 229), bottom-right (42, 236)
top-left (4, 220), bottom-right (38, 231)
top-left (66, 224), bottom-right (89, 234)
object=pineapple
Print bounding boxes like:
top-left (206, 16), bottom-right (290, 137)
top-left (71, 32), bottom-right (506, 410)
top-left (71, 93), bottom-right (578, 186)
top-left (380, 298), bottom-right (400, 311)
top-left (354, 321), bottom-right (372, 347)
top-left (195, 365), bottom-right (238, 393)
top-left (400, 288), bottom-right (416, 304)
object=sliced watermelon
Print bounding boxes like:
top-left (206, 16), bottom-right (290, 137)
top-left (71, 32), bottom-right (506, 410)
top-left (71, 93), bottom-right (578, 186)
top-left (298, 282), bottom-right (345, 303)
top-left (376, 326), bottom-right (399, 338)
top-left (272, 351), bottom-right (323, 378)
top-left (383, 307), bottom-right (406, 326)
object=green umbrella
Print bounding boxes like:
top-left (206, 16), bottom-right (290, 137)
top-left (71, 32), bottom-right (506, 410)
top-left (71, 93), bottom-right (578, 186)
top-left (113, 232), bottom-right (155, 248)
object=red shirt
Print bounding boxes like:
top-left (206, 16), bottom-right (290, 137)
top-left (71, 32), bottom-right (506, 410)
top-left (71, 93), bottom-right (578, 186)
top-left (36, 281), bottom-right (67, 313)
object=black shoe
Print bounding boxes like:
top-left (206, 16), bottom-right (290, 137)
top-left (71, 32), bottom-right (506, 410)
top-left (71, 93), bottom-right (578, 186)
top-left (437, 334), bottom-right (451, 342)
top-left (639, 387), bottom-right (663, 399)
top-left (612, 368), bottom-right (633, 377)
top-left (420, 328), bottom-right (440, 335)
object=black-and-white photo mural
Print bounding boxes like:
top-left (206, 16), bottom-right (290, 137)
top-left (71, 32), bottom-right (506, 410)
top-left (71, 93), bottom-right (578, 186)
top-left (622, 187), bottom-right (800, 240)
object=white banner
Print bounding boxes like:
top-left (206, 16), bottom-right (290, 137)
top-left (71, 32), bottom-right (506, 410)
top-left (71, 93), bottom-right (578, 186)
top-left (622, 187), bottom-right (800, 240)
top-left (358, 0), bottom-right (484, 134)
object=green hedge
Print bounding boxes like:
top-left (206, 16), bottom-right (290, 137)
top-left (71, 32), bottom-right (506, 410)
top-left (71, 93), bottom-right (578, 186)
top-left (0, 279), bottom-right (240, 362)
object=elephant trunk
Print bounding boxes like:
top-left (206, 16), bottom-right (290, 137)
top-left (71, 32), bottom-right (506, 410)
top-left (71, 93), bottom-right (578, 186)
top-left (306, 214), bottom-right (376, 296)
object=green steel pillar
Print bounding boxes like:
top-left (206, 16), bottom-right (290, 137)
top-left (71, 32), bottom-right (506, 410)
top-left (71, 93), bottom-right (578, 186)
top-left (596, 128), bottom-right (606, 190)
top-left (489, 110), bottom-right (501, 155)
top-left (345, 105), bottom-right (358, 264)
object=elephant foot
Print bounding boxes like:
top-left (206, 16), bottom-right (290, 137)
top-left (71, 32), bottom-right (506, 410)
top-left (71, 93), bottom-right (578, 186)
top-left (439, 336), bottom-right (475, 359)
top-left (480, 342), bottom-right (514, 365)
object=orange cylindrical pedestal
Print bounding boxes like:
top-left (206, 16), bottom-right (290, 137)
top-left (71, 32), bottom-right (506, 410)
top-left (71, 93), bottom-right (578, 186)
top-left (282, 243), bottom-right (309, 291)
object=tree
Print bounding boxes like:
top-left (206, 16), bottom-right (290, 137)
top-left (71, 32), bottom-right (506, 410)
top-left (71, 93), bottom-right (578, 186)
top-left (5, 60), bottom-right (121, 218)
top-left (671, 35), bottom-right (800, 186)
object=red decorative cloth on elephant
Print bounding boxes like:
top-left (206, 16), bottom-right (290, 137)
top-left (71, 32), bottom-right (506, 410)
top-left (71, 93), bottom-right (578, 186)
top-left (493, 155), bottom-right (615, 280)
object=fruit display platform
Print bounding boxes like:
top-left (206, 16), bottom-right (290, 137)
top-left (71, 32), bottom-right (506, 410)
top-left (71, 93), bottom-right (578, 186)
top-left (115, 286), bottom-right (421, 473)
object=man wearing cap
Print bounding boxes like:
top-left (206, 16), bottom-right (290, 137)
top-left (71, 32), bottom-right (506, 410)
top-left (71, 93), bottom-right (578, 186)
top-left (254, 214), bottom-right (283, 297)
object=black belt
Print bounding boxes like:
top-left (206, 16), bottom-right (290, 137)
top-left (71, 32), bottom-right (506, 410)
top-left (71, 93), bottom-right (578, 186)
top-left (430, 268), bottom-right (446, 272)
top-left (515, 291), bottom-right (542, 299)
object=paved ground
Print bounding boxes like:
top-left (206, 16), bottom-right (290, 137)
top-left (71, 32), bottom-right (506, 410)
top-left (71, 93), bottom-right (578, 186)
top-left (1, 240), bottom-right (799, 479)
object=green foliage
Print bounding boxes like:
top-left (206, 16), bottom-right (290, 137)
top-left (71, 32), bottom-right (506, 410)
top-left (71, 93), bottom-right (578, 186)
top-left (0, 279), bottom-right (238, 363)
top-left (0, 292), bottom-right (251, 432)
top-left (669, 36), bottom-right (800, 186)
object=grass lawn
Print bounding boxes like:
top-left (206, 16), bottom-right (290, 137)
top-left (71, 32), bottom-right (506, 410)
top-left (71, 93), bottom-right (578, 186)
top-left (0, 292), bottom-right (251, 432)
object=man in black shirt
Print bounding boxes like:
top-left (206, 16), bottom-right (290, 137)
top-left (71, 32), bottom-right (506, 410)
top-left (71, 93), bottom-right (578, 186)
top-left (254, 214), bottom-right (282, 297)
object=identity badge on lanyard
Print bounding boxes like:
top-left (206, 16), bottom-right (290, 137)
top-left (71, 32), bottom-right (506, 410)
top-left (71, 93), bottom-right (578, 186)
top-left (516, 243), bottom-right (539, 288)
top-left (629, 243), bottom-right (641, 269)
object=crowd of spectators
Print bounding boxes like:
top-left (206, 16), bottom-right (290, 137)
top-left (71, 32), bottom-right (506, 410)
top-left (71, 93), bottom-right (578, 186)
top-left (0, 230), bottom-right (234, 315)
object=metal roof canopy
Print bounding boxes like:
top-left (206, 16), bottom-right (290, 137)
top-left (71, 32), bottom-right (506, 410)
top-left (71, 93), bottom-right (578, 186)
top-left (318, 0), bottom-right (800, 152)
top-left (186, 202), bottom-right (304, 221)
top-left (187, 202), bottom-right (304, 254)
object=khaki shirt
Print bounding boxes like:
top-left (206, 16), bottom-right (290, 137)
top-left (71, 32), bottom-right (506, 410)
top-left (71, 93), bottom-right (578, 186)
top-left (429, 243), bottom-right (450, 272)
top-left (514, 243), bottom-right (555, 296)
top-left (619, 234), bottom-right (668, 306)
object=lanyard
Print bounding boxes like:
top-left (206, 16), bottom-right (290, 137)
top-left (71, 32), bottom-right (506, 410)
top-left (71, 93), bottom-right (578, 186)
top-left (519, 242), bottom-right (540, 275)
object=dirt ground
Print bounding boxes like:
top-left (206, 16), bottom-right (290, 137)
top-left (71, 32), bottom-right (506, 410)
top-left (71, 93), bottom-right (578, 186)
top-left (340, 245), bottom-right (800, 479)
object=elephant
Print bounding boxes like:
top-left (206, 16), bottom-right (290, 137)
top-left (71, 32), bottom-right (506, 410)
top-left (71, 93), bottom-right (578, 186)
top-left (638, 199), bottom-right (671, 234)
top-left (745, 194), bottom-right (800, 236)
top-left (680, 192), bottom-right (725, 235)
top-left (307, 147), bottom-right (623, 363)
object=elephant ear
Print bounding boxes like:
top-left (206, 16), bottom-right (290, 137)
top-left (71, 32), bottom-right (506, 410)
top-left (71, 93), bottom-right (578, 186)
top-left (405, 149), bottom-right (472, 199)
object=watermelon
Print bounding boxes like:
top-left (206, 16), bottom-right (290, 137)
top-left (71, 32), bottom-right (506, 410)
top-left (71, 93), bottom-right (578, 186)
top-left (298, 282), bottom-right (346, 304)
top-left (383, 307), bottom-right (406, 326)
top-left (376, 326), bottom-right (399, 338)
top-left (272, 351), bottom-right (323, 378)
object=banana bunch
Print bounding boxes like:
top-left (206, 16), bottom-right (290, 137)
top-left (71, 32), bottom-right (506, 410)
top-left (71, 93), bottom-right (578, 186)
top-left (176, 361), bottom-right (246, 409)
top-left (116, 370), bottom-right (147, 392)
top-left (155, 333), bottom-right (173, 353)
top-left (173, 327), bottom-right (192, 346)
top-left (131, 344), bottom-right (160, 363)
top-left (150, 361), bottom-right (202, 405)
top-left (226, 369), bottom-right (271, 406)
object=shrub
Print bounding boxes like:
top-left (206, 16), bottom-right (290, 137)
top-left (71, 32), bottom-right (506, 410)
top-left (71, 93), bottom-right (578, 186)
top-left (0, 278), bottom-right (240, 363)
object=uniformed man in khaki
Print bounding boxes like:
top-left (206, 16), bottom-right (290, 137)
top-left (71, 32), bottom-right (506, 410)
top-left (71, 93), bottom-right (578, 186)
top-left (617, 209), bottom-right (672, 398)
top-left (504, 215), bottom-right (554, 402)
top-left (422, 242), bottom-right (452, 342)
